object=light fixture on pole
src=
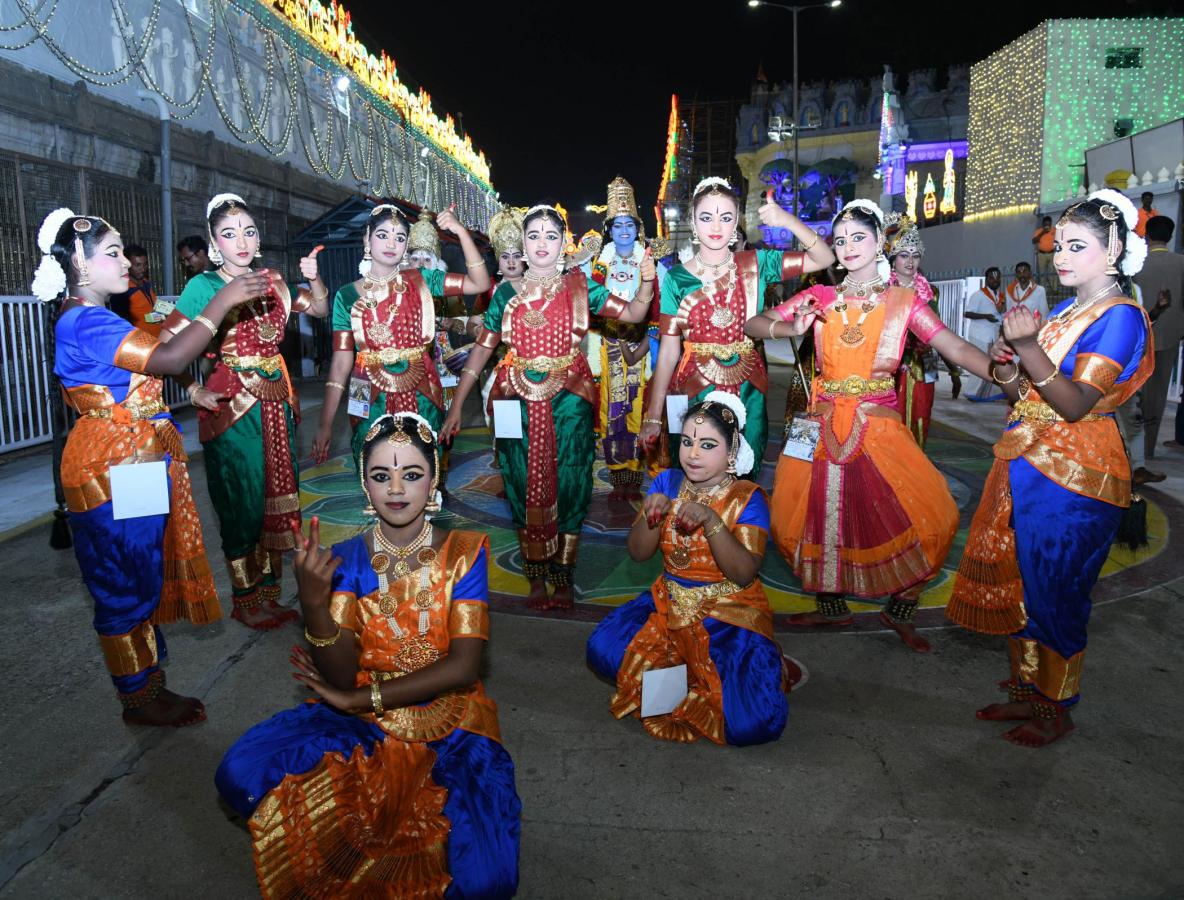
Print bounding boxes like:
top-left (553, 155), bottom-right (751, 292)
top-left (747, 0), bottom-right (842, 225)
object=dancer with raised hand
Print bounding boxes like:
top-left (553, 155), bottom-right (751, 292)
top-left (37, 207), bottom-right (255, 725)
top-left (217, 414), bottom-right (520, 898)
top-left (638, 181), bottom-right (835, 477)
top-left (440, 203), bottom-right (655, 611)
top-left (947, 191), bottom-right (1152, 747)
top-left (587, 393), bottom-right (789, 745)
top-left (162, 193), bottom-right (330, 630)
top-left (750, 199), bottom-right (994, 651)
top-left (311, 202), bottom-right (491, 466)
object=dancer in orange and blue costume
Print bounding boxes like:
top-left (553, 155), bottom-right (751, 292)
top-left (588, 394), bottom-right (790, 745)
top-left (749, 199), bottom-right (996, 652)
top-left (947, 191), bottom-right (1153, 747)
top-left (37, 207), bottom-right (258, 725)
top-left (217, 413), bottom-right (520, 897)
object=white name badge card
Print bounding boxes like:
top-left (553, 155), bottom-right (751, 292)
top-left (492, 400), bottom-right (524, 439)
top-left (641, 664), bottom-right (688, 718)
top-left (347, 372), bottom-right (371, 418)
top-left (666, 394), bottom-right (689, 435)
top-left (109, 460), bottom-right (170, 520)
top-left (782, 414), bottom-right (821, 461)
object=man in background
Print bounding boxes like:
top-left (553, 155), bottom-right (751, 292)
top-left (963, 267), bottom-right (1004, 399)
top-left (1006, 261), bottom-right (1049, 320)
top-left (1135, 192), bottom-right (1160, 239)
top-left (109, 244), bottom-right (162, 337)
top-left (177, 235), bottom-right (212, 276)
top-left (1132, 215), bottom-right (1184, 472)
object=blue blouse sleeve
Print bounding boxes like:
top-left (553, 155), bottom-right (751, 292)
top-left (647, 468), bottom-right (683, 499)
top-left (736, 488), bottom-right (771, 532)
top-left (1072, 303), bottom-right (1148, 384)
top-left (452, 546), bottom-right (488, 603)
top-left (80, 307), bottom-right (137, 367)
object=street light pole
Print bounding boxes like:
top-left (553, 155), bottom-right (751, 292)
top-left (748, 0), bottom-right (841, 223)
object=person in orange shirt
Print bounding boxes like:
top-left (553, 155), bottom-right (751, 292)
top-left (117, 243), bottom-right (162, 337)
top-left (1135, 191), bottom-right (1160, 238)
top-left (1031, 215), bottom-right (1054, 280)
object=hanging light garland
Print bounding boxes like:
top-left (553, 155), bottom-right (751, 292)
top-left (1, 0), bottom-right (498, 228)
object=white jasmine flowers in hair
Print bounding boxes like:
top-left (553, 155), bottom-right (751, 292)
top-left (32, 254), bottom-right (67, 303)
top-left (38, 207), bottom-right (76, 254)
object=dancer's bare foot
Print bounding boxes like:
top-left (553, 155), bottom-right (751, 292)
top-left (1003, 710), bottom-right (1075, 747)
top-left (976, 700), bottom-right (1033, 721)
top-left (261, 597), bottom-right (299, 624)
top-left (123, 688), bottom-right (206, 727)
top-left (785, 611), bottom-right (854, 628)
top-left (547, 583), bottom-right (574, 610)
top-left (878, 610), bottom-right (932, 653)
top-left (232, 603), bottom-right (292, 631)
top-left (525, 578), bottom-right (550, 610)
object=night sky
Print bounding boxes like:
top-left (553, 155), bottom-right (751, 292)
top-left (350, 1), bottom-right (1180, 233)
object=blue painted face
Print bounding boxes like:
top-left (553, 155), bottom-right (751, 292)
top-left (610, 216), bottom-right (637, 252)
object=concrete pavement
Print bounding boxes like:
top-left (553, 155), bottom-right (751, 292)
top-left (0, 366), bottom-right (1181, 899)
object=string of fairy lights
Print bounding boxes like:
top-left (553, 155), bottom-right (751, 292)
top-left (966, 18), bottom-right (1184, 222)
top-left (0, 0), bottom-right (499, 228)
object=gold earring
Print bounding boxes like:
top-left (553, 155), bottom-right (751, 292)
top-left (209, 245), bottom-right (223, 264)
top-left (254, 248), bottom-right (262, 259)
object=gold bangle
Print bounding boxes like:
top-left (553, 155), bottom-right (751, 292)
top-left (325, 381), bottom-right (346, 391)
top-left (767, 318), bottom-right (778, 340)
top-left (461, 366), bottom-right (481, 379)
top-left (312, 290), bottom-right (329, 303)
top-left (185, 382), bottom-right (200, 399)
top-left (371, 681), bottom-right (385, 716)
top-left (643, 417), bottom-right (663, 426)
top-left (1033, 368), bottom-right (1060, 388)
top-left (704, 519), bottom-right (726, 538)
top-left (193, 314), bottom-right (218, 337)
top-left (801, 235), bottom-right (819, 251)
top-left (465, 259), bottom-right (486, 270)
top-left (991, 363), bottom-right (1019, 386)
top-left (305, 625), bottom-right (341, 648)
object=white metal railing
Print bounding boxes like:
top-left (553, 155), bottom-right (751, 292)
top-left (932, 276), bottom-right (982, 341)
top-left (0, 295), bottom-right (197, 454)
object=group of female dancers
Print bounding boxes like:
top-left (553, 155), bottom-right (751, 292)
top-left (37, 173), bottom-right (1152, 895)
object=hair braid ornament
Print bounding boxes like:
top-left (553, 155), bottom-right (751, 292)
top-left (31, 207), bottom-right (75, 302)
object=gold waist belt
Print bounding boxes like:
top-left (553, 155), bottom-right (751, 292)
top-left (511, 351), bottom-right (576, 373)
top-left (222, 352), bottom-right (283, 375)
top-left (666, 577), bottom-right (741, 628)
top-left (1007, 399), bottom-right (1106, 425)
top-left (84, 399), bottom-right (166, 421)
top-left (685, 338), bottom-right (754, 360)
top-left (821, 375), bottom-right (896, 397)
top-left (358, 344), bottom-right (431, 367)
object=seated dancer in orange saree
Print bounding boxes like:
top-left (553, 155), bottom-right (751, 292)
top-left (749, 200), bottom-right (994, 652)
top-left (441, 203), bottom-right (655, 611)
top-left (217, 414), bottom-right (520, 897)
top-left (587, 393), bottom-right (790, 745)
top-left (38, 208), bottom-right (257, 724)
top-left (947, 191), bottom-right (1152, 748)
top-left (163, 193), bottom-right (331, 631)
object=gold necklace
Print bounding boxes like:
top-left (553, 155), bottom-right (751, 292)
top-left (693, 256), bottom-right (739, 329)
top-left (372, 520), bottom-right (434, 579)
top-left (694, 252), bottom-right (734, 282)
top-left (666, 475), bottom-right (734, 570)
top-left (370, 523), bottom-right (440, 671)
top-left (363, 268), bottom-right (407, 304)
top-left (835, 276), bottom-right (886, 347)
top-left (520, 271), bottom-right (563, 329)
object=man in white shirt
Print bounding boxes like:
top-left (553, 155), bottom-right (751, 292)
top-left (963, 267), bottom-right (1004, 399)
top-left (1005, 262), bottom-right (1049, 321)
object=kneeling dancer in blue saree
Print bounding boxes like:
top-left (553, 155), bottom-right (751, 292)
top-left (587, 392), bottom-right (790, 745)
top-left (217, 413), bottom-right (520, 897)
